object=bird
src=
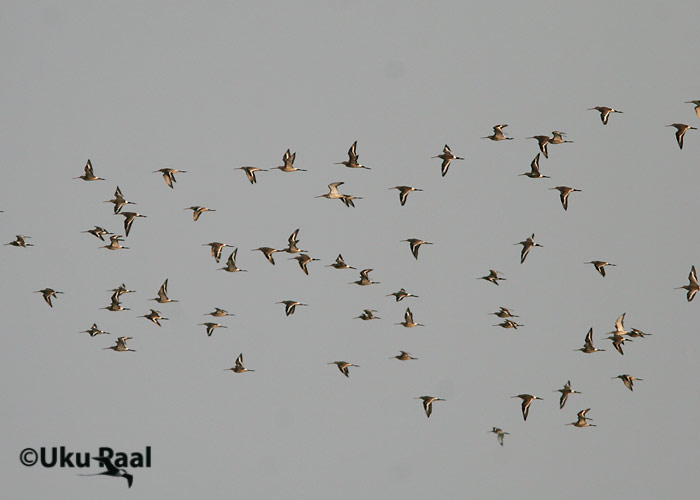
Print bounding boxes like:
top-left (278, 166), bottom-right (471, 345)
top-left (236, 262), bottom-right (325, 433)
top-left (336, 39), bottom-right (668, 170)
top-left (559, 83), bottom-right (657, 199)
top-left (432, 144), bottom-right (464, 177)
top-left (253, 246), bottom-right (280, 265)
top-left (490, 307), bottom-right (518, 318)
top-left (387, 288), bottom-right (419, 302)
top-left (219, 248), bottom-right (246, 272)
top-left (567, 408), bottom-right (596, 428)
top-left (549, 131), bottom-right (574, 144)
top-left (490, 427), bottom-right (510, 446)
top-left (606, 335), bottom-right (630, 356)
top-left (604, 314), bottom-right (632, 355)
top-left (686, 100), bottom-right (700, 120)
top-left (585, 260), bottom-right (616, 277)
top-left (108, 284), bottom-right (135, 298)
top-left (116, 211), bottom-right (147, 237)
top-left (185, 206), bottom-right (215, 221)
top-left (613, 374), bottom-right (642, 391)
top-left (277, 300), bottom-right (308, 316)
top-left (482, 124), bottom-right (513, 141)
top-left (290, 254), bottom-right (320, 275)
top-left (104, 337), bottom-right (135, 352)
top-left (588, 106), bottom-right (623, 125)
top-left (396, 307), bottom-right (423, 327)
top-left (236, 166), bottom-right (266, 184)
top-left (391, 351), bottom-right (418, 361)
top-left (415, 396), bottom-right (445, 418)
top-left (335, 140), bottom-right (370, 169)
top-left (667, 123), bottom-right (697, 150)
top-left (402, 238), bottom-right (433, 260)
top-left (74, 159), bottom-right (105, 181)
top-left (281, 228), bottom-right (307, 254)
top-left (609, 312), bottom-right (630, 337)
top-left (550, 186), bottom-right (582, 211)
top-left (315, 182), bottom-right (345, 201)
top-left (226, 353), bottom-right (254, 373)
top-left (555, 380), bottom-right (581, 410)
top-left (139, 309), bottom-right (168, 327)
top-left (199, 322), bottom-right (227, 337)
top-left (576, 328), bottom-right (604, 353)
top-left (519, 153), bottom-right (549, 179)
top-left (350, 269), bottom-right (379, 286)
top-left (527, 135), bottom-right (550, 159)
top-left (204, 242), bottom-right (231, 263)
top-left (153, 168), bottom-right (186, 188)
top-left (79, 456), bottom-right (133, 487)
top-left (81, 226), bottom-right (113, 241)
top-left (101, 293), bottom-right (130, 312)
top-left (627, 328), bottom-right (652, 338)
top-left (327, 254), bottom-right (355, 270)
top-left (479, 269), bottom-right (505, 286)
top-left (205, 307), bottom-right (232, 318)
top-left (493, 319), bottom-right (522, 329)
top-left (676, 265), bottom-right (699, 302)
top-left (515, 233), bottom-right (542, 264)
top-left (80, 323), bottom-right (109, 337)
top-left (389, 186), bottom-right (422, 206)
top-left (328, 361), bottom-right (359, 378)
top-left (355, 309), bottom-right (380, 320)
top-left (151, 279), bottom-right (177, 303)
top-left (6, 235), bottom-right (33, 247)
top-left (35, 288), bottom-right (62, 307)
top-left (104, 185), bottom-right (135, 214)
top-left (339, 194), bottom-right (362, 208)
top-left (512, 394), bottom-right (543, 421)
top-left (274, 149), bottom-right (306, 172)
top-left (101, 234), bottom-right (129, 250)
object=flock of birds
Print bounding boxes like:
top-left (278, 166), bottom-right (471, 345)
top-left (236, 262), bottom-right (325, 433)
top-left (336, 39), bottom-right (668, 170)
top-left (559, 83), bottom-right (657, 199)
top-left (5, 100), bottom-right (700, 463)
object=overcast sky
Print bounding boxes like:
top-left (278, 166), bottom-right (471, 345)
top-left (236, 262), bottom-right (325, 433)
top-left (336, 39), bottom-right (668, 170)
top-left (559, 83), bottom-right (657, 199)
top-left (3, 1), bottom-right (700, 498)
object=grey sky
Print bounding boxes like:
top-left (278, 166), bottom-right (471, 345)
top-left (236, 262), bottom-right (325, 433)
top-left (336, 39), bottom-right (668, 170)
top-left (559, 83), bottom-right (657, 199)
top-left (3, 1), bottom-right (700, 498)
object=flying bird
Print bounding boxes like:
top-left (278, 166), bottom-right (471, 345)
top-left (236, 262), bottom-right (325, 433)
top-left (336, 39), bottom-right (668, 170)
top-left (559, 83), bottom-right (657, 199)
top-left (204, 242), bottom-right (231, 263)
top-left (327, 254), bottom-right (355, 270)
top-left (101, 234), bottom-right (128, 250)
top-left (219, 248), bottom-right (246, 272)
top-left (35, 288), bottom-right (62, 307)
top-left (151, 279), bottom-right (177, 303)
top-left (588, 106), bottom-right (623, 125)
top-left (80, 323), bottom-right (109, 337)
top-left (686, 100), bottom-right (700, 120)
top-left (490, 307), bottom-right (518, 318)
top-left (355, 309), bottom-right (380, 320)
top-left (493, 319), bottom-right (522, 329)
top-left (350, 268), bottom-right (379, 286)
top-left (512, 394), bottom-right (543, 421)
top-left (550, 186), bottom-right (582, 211)
top-left (116, 211), bottom-right (147, 237)
top-left (389, 185), bottom-right (422, 206)
top-left (432, 144), bottom-right (464, 177)
top-left (397, 307), bottom-right (423, 327)
top-left (555, 380), bottom-right (581, 410)
top-left (391, 351), bottom-right (417, 361)
top-left (490, 427), bottom-right (510, 446)
top-left (274, 149), bottom-right (306, 172)
top-left (567, 408), bottom-right (596, 428)
top-left (185, 206), bottom-right (215, 221)
top-left (402, 238), bottom-right (433, 260)
top-left (387, 288), bottom-right (419, 302)
top-left (527, 135), bottom-right (550, 159)
top-left (515, 233), bottom-right (542, 264)
top-left (328, 361), bottom-right (359, 378)
top-left (138, 309), bottom-right (168, 327)
top-left (415, 396), bottom-right (445, 418)
top-left (74, 159), bottom-right (105, 181)
top-left (613, 374), bottom-right (642, 391)
top-left (482, 124), bottom-right (513, 141)
top-left (585, 260), bottom-right (616, 277)
top-left (104, 186), bottom-right (135, 214)
top-left (276, 300), bottom-right (308, 316)
top-left (6, 235), bottom-right (33, 247)
top-left (81, 226), bottom-right (113, 241)
top-left (479, 269), bottom-right (505, 286)
top-left (667, 123), bottom-right (697, 150)
top-left (104, 336), bottom-right (135, 352)
top-left (236, 166), bottom-right (266, 184)
top-left (519, 153), bottom-right (549, 179)
top-left (154, 168), bottom-right (186, 188)
top-left (576, 328), bottom-right (604, 353)
top-left (253, 246), bottom-right (280, 265)
top-left (226, 353), bottom-right (254, 373)
top-left (335, 140), bottom-right (370, 169)
top-left (199, 322), bottom-right (227, 337)
top-left (549, 131), bottom-right (573, 144)
top-left (290, 254), bottom-right (320, 275)
top-left (676, 265), bottom-right (699, 302)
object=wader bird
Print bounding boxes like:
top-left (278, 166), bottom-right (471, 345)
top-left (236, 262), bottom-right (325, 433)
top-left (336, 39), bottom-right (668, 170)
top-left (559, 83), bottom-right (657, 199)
top-left (154, 168), bottom-right (186, 188)
top-left (219, 249), bottom-right (246, 272)
top-left (402, 238), bottom-right (433, 260)
top-left (274, 149), bottom-right (306, 172)
top-left (494, 319), bottom-right (522, 329)
top-left (490, 427), bottom-right (510, 446)
top-left (549, 131), bottom-right (573, 144)
top-left (555, 381), bottom-right (581, 409)
top-left (204, 242), bottom-right (231, 263)
top-left (519, 153), bottom-right (549, 179)
top-left (116, 212), bottom-right (147, 237)
top-left (327, 254), bottom-right (355, 270)
top-left (74, 159), bottom-right (105, 181)
top-left (391, 351), bottom-right (417, 361)
top-left (389, 185), bottom-right (422, 206)
top-left (613, 374), bottom-right (642, 391)
top-left (236, 166), bottom-right (266, 184)
top-left (350, 268), bottom-right (379, 286)
top-left (667, 123), bottom-right (697, 150)
top-left (277, 300), bottom-right (308, 316)
top-left (151, 279), bottom-right (177, 303)
top-left (253, 246), bottom-right (280, 265)
top-left (335, 140), bottom-right (370, 169)
top-left (80, 323), bottom-right (109, 337)
top-left (676, 265), bottom-right (699, 302)
top-left (101, 234), bottom-right (128, 250)
top-left (490, 307), bottom-right (518, 318)
top-left (356, 309), bottom-right (380, 320)
top-left (577, 329), bottom-right (604, 355)
top-left (6, 235), bottom-right (33, 247)
top-left (226, 353), bottom-right (254, 373)
top-left (79, 456), bottom-right (133, 488)
top-left (104, 185), bottom-right (135, 214)
top-left (585, 260), bottom-right (616, 277)
top-left (328, 361), bottom-right (359, 378)
top-left (281, 229), bottom-right (306, 254)
top-left (290, 254), bottom-right (320, 275)
top-left (185, 206), bottom-right (215, 221)
top-left (432, 144), bottom-right (464, 177)
top-left (567, 408), bottom-right (595, 428)
top-left (588, 106), bottom-right (623, 125)
top-left (415, 396), bottom-right (445, 418)
top-left (82, 226), bottom-right (113, 241)
top-left (397, 307), bottom-right (423, 327)
top-left (482, 124), bottom-right (513, 141)
top-left (479, 269), bottom-right (505, 285)
top-left (139, 309), bottom-right (168, 327)
top-left (35, 288), bottom-right (62, 307)
top-left (199, 322), bottom-right (227, 336)
top-left (527, 135), bottom-right (550, 159)
top-left (387, 288), bottom-right (419, 301)
top-left (515, 233), bottom-right (542, 264)
top-left (104, 337), bottom-right (135, 352)
top-left (551, 186), bottom-right (582, 211)
top-left (686, 100), bottom-right (700, 120)
top-left (512, 394), bottom-right (543, 421)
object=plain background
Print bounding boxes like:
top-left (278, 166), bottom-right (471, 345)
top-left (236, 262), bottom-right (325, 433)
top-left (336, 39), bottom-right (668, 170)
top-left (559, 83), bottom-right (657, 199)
top-left (2, 1), bottom-right (700, 498)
